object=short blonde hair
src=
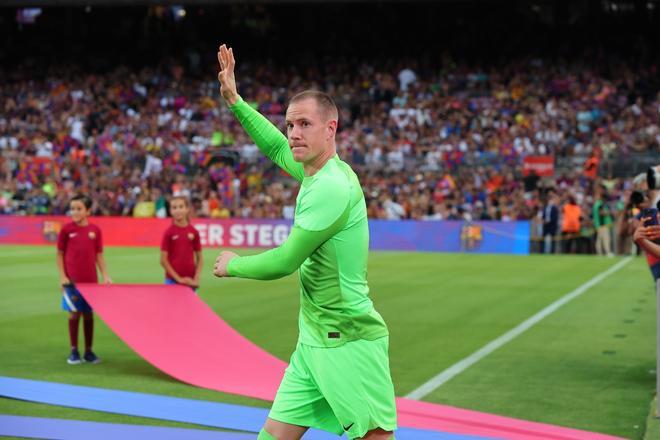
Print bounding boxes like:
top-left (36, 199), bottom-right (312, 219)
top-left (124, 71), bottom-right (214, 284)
top-left (289, 90), bottom-right (339, 122)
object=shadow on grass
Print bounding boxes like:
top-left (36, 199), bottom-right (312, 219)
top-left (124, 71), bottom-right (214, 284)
top-left (100, 359), bottom-right (177, 384)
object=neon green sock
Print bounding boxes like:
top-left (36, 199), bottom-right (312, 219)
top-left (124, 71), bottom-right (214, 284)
top-left (257, 428), bottom-right (277, 440)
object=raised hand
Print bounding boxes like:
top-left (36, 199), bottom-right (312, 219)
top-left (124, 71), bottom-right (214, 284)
top-left (217, 44), bottom-right (239, 105)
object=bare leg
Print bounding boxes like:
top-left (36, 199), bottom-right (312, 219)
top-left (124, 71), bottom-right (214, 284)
top-left (261, 418), bottom-right (308, 440)
top-left (360, 428), bottom-right (394, 439)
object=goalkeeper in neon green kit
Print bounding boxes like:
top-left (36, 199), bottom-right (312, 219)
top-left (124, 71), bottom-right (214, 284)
top-left (214, 44), bottom-right (396, 440)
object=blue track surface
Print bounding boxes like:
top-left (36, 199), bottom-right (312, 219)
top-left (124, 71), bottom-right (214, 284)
top-left (0, 415), bottom-right (254, 440)
top-left (0, 376), bottom-right (492, 440)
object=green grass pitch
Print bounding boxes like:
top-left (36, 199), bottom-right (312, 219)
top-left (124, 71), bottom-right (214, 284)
top-left (0, 245), bottom-right (657, 439)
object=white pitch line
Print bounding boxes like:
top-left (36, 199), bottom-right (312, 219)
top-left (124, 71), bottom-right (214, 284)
top-left (405, 256), bottom-right (633, 400)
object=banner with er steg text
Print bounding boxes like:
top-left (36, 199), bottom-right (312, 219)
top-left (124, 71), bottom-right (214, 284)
top-left (0, 216), bottom-right (529, 254)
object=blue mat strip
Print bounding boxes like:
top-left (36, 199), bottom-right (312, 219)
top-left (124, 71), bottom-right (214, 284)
top-left (0, 415), bottom-right (255, 440)
top-left (0, 376), bottom-right (267, 434)
top-left (0, 376), bottom-right (489, 440)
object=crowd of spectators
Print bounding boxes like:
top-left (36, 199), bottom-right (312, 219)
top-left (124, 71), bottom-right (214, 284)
top-left (0, 55), bottom-right (658, 254)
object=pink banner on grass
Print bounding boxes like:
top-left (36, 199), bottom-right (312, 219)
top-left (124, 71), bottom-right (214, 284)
top-left (77, 284), bottom-right (622, 440)
top-left (77, 283), bottom-right (286, 400)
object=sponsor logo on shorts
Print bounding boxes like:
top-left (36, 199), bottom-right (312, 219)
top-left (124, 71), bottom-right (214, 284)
top-left (342, 422), bottom-right (354, 431)
top-left (328, 332), bottom-right (340, 339)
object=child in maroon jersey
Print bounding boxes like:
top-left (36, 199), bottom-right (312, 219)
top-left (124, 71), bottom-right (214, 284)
top-left (160, 196), bottom-right (203, 290)
top-left (56, 194), bottom-right (111, 365)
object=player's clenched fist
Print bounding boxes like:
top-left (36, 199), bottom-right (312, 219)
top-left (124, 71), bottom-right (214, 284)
top-left (213, 250), bottom-right (238, 277)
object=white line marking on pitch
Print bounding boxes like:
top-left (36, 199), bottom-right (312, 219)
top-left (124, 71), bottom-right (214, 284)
top-left (405, 256), bottom-right (633, 400)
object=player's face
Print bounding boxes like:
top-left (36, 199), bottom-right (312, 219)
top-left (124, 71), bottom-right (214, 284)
top-left (286, 99), bottom-right (334, 163)
top-left (170, 199), bottom-right (189, 221)
top-left (69, 200), bottom-right (90, 224)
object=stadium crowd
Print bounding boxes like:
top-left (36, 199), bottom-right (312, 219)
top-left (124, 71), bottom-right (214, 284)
top-left (0, 56), bottom-right (658, 255)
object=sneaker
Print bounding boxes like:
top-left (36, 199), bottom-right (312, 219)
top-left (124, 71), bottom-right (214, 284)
top-left (67, 349), bottom-right (82, 365)
top-left (83, 351), bottom-right (101, 364)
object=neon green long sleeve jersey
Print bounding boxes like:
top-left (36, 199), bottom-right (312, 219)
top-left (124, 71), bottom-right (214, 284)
top-left (226, 97), bottom-right (388, 348)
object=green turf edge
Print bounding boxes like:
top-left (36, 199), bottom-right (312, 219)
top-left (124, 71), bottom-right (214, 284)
top-left (643, 395), bottom-right (660, 440)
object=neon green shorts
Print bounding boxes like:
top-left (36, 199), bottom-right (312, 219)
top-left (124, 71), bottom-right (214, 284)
top-left (269, 336), bottom-right (397, 439)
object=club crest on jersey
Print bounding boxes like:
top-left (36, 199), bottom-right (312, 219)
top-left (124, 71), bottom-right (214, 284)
top-left (188, 233), bottom-right (194, 240)
top-left (88, 231), bottom-right (96, 240)
top-left (42, 221), bottom-right (62, 243)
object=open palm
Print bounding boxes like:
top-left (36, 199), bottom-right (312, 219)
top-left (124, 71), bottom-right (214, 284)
top-left (217, 44), bottom-right (238, 105)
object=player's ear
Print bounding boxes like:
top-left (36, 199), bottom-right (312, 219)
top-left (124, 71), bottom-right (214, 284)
top-left (326, 119), bottom-right (338, 140)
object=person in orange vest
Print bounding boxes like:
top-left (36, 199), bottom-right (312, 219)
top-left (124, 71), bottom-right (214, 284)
top-left (562, 195), bottom-right (582, 254)
top-left (583, 152), bottom-right (600, 180)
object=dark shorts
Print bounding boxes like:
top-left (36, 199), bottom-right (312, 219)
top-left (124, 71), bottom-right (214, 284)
top-left (61, 285), bottom-right (92, 313)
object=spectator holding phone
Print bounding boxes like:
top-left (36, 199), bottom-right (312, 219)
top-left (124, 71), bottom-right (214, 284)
top-left (634, 208), bottom-right (660, 281)
top-left (635, 166), bottom-right (660, 279)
